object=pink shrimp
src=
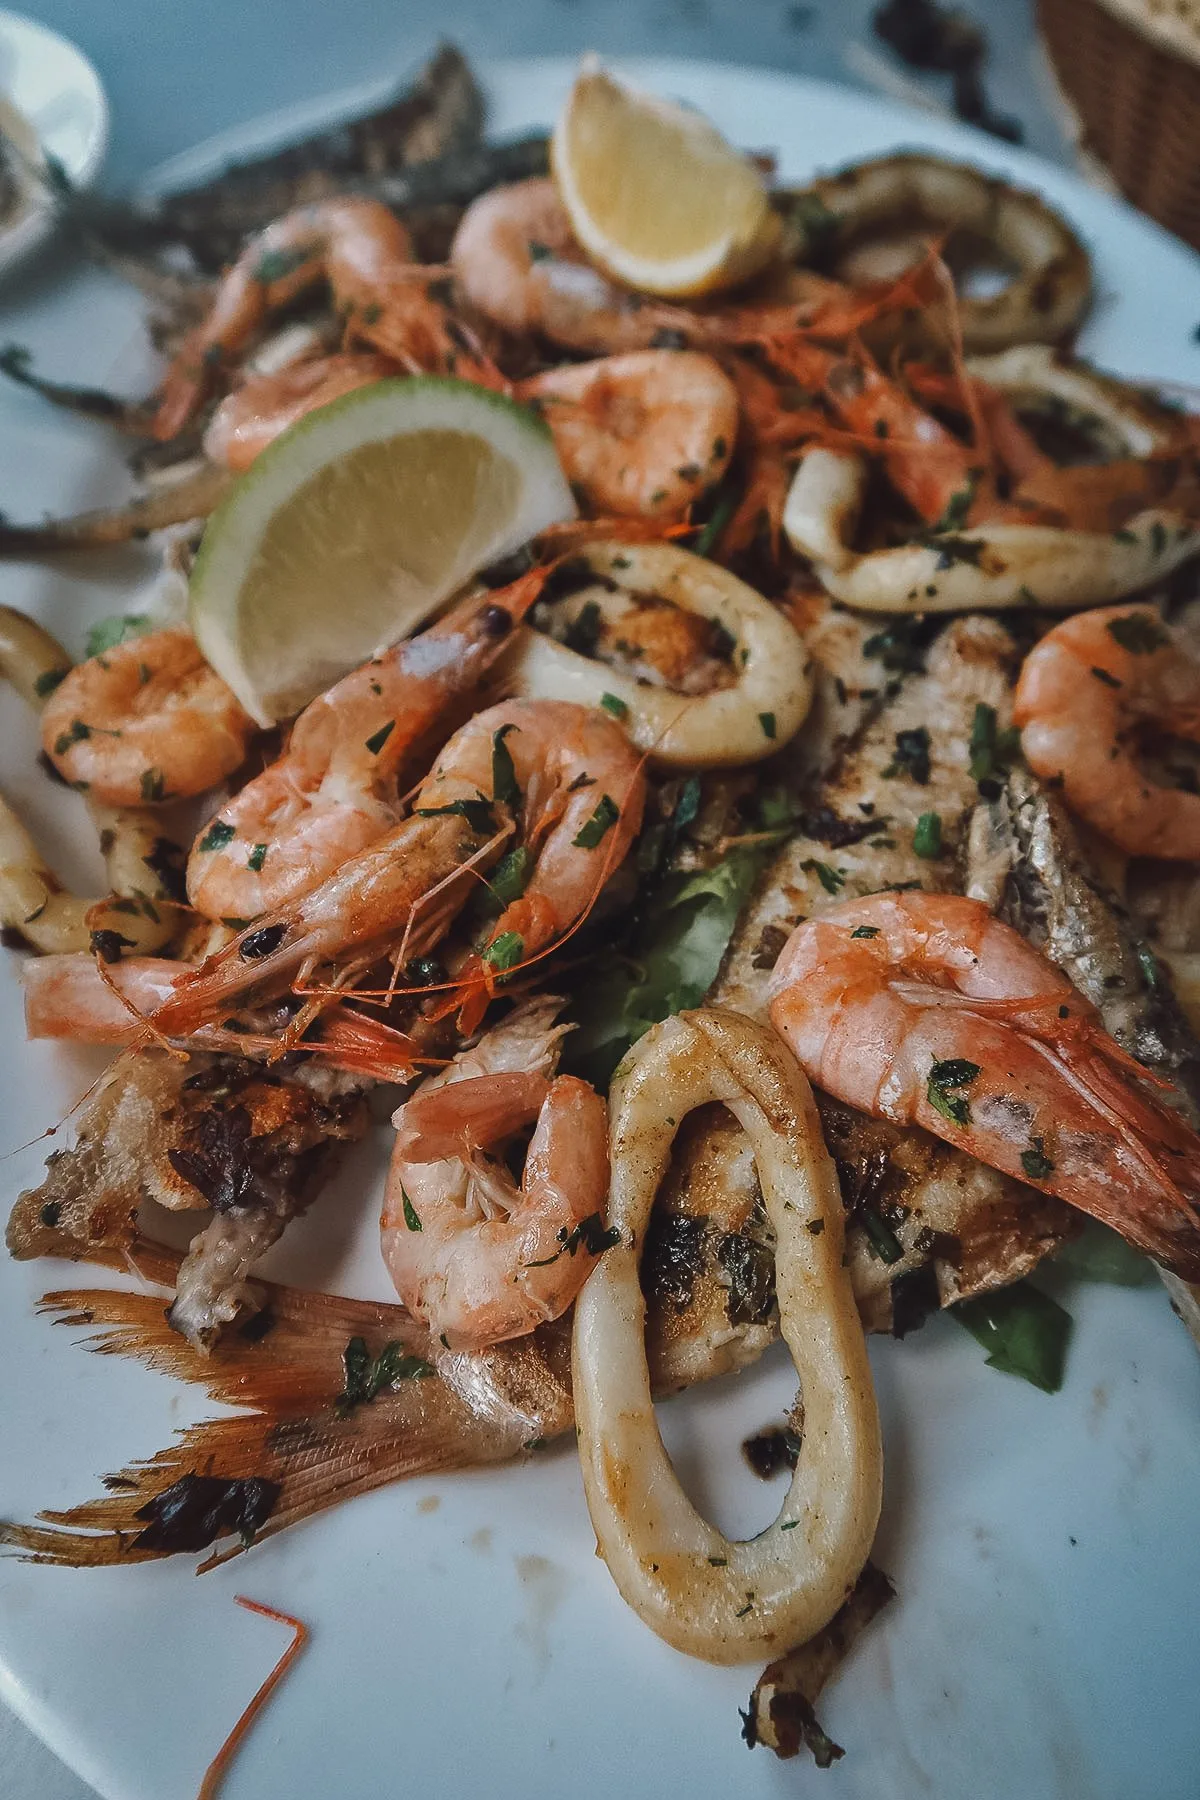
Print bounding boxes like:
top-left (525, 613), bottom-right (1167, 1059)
top-left (40, 627), bottom-right (255, 806)
top-left (22, 951), bottom-right (425, 1080)
top-left (202, 353), bottom-right (396, 471)
top-left (187, 574), bottom-right (545, 924)
top-left (1014, 606), bottom-right (1200, 859)
top-left (154, 696), bottom-right (643, 1038)
top-left (381, 998), bottom-right (610, 1349)
top-left (516, 350), bottom-right (737, 520)
top-left (767, 890), bottom-right (1200, 1278)
top-left (153, 199), bottom-right (500, 439)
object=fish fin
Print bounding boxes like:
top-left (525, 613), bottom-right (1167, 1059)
top-left (2, 1247), bottom-right (529, 1569)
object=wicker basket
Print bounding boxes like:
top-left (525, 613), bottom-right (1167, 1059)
top-left (1038, 0), bottom-right (1200, 249)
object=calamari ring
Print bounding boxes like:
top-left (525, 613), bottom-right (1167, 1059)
top-left (783, 349), bottom-right (1200, 612)
top-left (499, 542), bottom-right (812, 766)
top-left (573, 1007), bottom-right (882, 1665)
top-left (0, 606), bottom-right (186, 953)
top-left (781, 152), bottom-right (1090, 352)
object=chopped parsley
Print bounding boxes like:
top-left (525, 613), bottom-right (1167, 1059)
top-left (692, 484), bottom-right (739, 558)
top-left (968, 702), bottom-right (1021, 784)
top-left (758, 711), bottom-right (777, 740)
top-left (862, 617), bottom-right (932, 674)
top-left (401, 1186), bottom-right (422, 1232)
top-left (860, 1206), bottom-right (904, 1264)
top-left (197, 819), bottom-right (235, 854)
top-left (1106, 612), bottom-right (1166, 654)
top-left (931, 478), bottom-right (977, 534)
top-left (254, 243), bottom-right (316, 284)
top-left (926, 1057), bottom-right (980, 1127)
top-left (336, 1336), bottom-right (433, 1415)
top-left (573, 793), bottom-right (619, 850)
top-left (1020, 1137), bottom-right (1054, 1180)
top-left (801, 857), bottom-right (844, 894)
top-left (484, 846), bottom-right (532, 911)
top-left (913, 811), bottom-right (942, 858)
top-left (491, 723), bottom-right (521, 807)
top-left (884, 726), bottom-right (931, 785)
top-left (84, 613), bottom-right (152, 659)
top-left (526, 1212), bottom-right (621, 1266)
top-left (247, 843), bottom-right (268, 873)
top-left (140, 767), bottom-right (166, 803)
top-left (850, 924), bottom-right (879, 938)
top-left (482, 929), bottom-right (524, 972)
top-left (1090, 666), bottom-right (1122, 688)
top-left (53, 718), bottom-right (91, 754)
top-left (33, 666), bottom-right (68, 697)
top-left (364, 720), bottom-right (395, 756)
top-left (600, 692), bottom-right (629, 720)
top-left (415, 796), bottom-right (498, 834)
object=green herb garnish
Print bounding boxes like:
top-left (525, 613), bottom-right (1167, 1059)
top-left (913, 811), bottom-right (942, 858)
top-left (1106, 613), bottom-right (1166, 654)
top-left (247, 843), bottom-right (268, 873)
top-left (401, 1187), bottom-right (422, 1232)
top-left (801, 858), bottom-right (844, 894)
top-left (34, 667), bottom-right (68, 697)
top-left (415, 796), bottom-right (498, 834)
top-left (573, 793), bottom-right (619, 850)
top-left (490, 723), bottom-right (521, 808)
top-left (926, 1057), bottom-right (980, 1127)
top-left (197, 820), bottom-right (235, 854)
top-left (884, 726), bottom-right (931, 785)
top-left (85, 613), bottom-right (152, 659)
top-left (1020, 1137), bottom-right (1055, 1180)
top-left (140, 767), bottom-right (166, 803)
top-left (759, 711), bottom-right (777, 740)
top-left (336, 1336), bottom-right (433, 1414)
top-left (482, 929), bottom-right (524, 972)
top-left (850, 925), bottom-right (879, 938)
top-left (953, 1281), bottom-right (1072, 1393)
top-left (600, 692), bottom-right (629, 720)
top-left (365, 720), bottom-right (395, 756)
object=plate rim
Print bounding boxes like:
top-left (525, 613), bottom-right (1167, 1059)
top-left (0, 5), bottom-right (109, 272)
top-left (4, 49), bottom-right (1200, 1800)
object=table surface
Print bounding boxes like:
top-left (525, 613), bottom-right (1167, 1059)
top-left (0, 1), bottom-right (1075, 1795)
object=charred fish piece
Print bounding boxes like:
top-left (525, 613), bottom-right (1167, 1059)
top-left (713, 612), bottom-right (1075, 1332)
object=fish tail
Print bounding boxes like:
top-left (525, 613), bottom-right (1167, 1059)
top-left (1, 1246), bottom-right (534, 1569)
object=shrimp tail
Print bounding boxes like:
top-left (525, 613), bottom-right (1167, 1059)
top-left (311, 1007), bottom-right (424, 1083)
top-left (0, 1241), bottom-right (563, 1570)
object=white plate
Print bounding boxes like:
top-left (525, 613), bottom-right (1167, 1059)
top-left (3, 55), bottom-right (1200, 1800)
top-left (0, 9), bottom-right (107, 274)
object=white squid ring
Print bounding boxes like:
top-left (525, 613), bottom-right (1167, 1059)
top-left (783, 347), bottom-right (1200, 612)
top-left (573, 1008), bottom-right (882, 1664)
top-left (498, 542), bottom-right (812, 766)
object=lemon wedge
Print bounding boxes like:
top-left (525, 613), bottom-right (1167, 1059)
top-left (188, 378), bottom-right (576, 723)
top-left (551, 60), bottom-right (781, 300)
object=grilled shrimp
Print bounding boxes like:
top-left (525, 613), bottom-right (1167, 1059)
top-left (187, 579), bottom-right (537, 923)
top-left (153, 199), bottom-right (498, 438)
top-left (1013, 606), bottom-right (1200, 860)
top-left (382, 999), bottom-right (610, 1349)
top-left (202, 352), bottom-right (397, 470)
top-left (450, 178), bottom-right (697, 353)
top-left (418, 697), bottom-right (645, 974)
top-left (155, 696), bottom-right (642, 1034)
top-left (516, 351), bottom-right (737, 520)
top-left (20, 951), bottom-right (425, 1079)
top-left (40, 627), bottom-right (254, 807)
top-left (767, 890), bottom-right (1200, 1278)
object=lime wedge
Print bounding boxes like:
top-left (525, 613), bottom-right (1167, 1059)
top-left (189, 377), bottom-right (576, 722)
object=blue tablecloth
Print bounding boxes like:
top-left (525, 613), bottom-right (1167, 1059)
top-left (0, 2), bottom-right (1067, 1794)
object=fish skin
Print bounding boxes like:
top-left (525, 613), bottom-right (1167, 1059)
top-left (968, 763), bottom-right (1200, 1342)
top-left (713, 610), bottom-right (1075, 1331)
